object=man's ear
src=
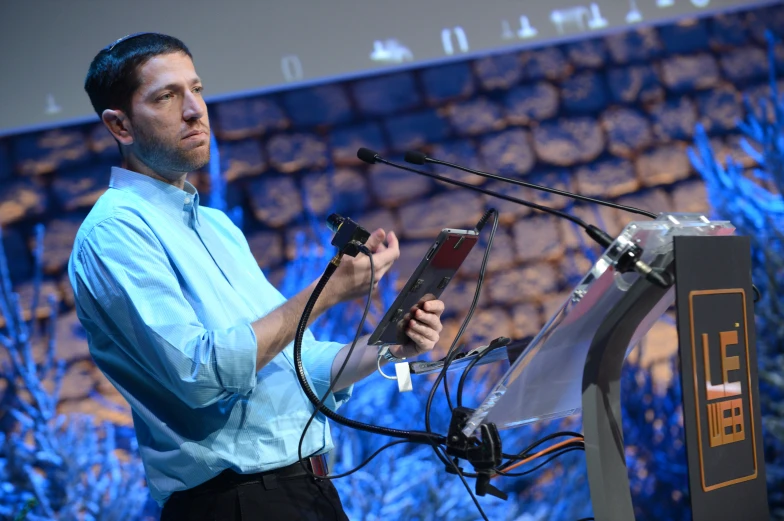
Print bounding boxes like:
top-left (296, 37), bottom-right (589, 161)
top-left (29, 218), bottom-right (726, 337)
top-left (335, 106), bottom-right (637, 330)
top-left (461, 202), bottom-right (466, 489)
top-left (101, 109), bottom-right (134, 147)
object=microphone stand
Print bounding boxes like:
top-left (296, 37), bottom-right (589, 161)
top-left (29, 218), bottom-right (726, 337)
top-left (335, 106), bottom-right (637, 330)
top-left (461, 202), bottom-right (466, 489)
top-left (357, 148), bottom-right (671, 288)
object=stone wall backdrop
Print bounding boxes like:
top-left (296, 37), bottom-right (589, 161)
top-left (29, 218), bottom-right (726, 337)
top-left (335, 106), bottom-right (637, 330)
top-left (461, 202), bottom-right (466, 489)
top-left (1, 2), bottom-right (784, 518)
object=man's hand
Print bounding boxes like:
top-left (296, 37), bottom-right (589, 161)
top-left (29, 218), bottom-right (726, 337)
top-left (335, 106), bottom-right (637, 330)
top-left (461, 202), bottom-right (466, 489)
top-left (326, 228), bottom-right (400, 304)
top-left (390, 298), bottom-right (445, 359)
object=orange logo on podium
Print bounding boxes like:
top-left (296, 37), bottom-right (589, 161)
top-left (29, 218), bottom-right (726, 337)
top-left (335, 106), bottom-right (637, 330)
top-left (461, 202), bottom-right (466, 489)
top-left (689, 289), bottom-right (757, 492)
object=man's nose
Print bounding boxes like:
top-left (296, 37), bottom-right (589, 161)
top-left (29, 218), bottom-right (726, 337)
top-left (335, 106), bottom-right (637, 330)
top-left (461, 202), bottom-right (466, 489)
top-left (182, 91), bottom-right (204, 121)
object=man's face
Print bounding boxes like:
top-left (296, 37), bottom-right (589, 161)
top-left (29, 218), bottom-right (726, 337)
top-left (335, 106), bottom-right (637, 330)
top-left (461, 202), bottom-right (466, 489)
top-left (127, 52), bottom-right (210, 179)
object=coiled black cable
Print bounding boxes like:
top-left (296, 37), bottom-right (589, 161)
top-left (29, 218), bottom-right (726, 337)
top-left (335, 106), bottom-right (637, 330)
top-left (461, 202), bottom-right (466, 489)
top-left (292, 247), bottom-right (446, 445)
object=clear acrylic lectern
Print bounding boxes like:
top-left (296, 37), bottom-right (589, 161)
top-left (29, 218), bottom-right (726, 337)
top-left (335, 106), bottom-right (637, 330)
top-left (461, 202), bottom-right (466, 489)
top-left (463, 213), bottom-right (736, 521)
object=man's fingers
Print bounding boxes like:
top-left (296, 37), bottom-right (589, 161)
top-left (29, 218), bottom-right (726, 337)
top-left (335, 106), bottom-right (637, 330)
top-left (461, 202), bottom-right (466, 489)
top-left (408, 319), bottom-right (439, 342)
top-left (422, 299), bottom-right (445, 317)
top-left (405, 328), bottom-right (436, 350)
top-left (412, 309), bottom-right (443, 332)
top-left (365, 228), bottom-right (386, 252)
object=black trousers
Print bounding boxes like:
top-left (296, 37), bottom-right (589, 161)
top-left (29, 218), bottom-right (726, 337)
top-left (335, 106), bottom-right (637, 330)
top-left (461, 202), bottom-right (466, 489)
top-left (160, 473), bottom-right (350, 521)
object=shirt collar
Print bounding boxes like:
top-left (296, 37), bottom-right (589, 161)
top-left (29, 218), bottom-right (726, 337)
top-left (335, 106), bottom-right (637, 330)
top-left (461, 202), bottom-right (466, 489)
top-left (109, 167), bottom-right (201, 226)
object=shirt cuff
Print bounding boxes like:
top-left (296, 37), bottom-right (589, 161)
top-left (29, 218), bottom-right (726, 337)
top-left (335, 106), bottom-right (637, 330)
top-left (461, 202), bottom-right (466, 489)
top-left (214, 323), bottom-right (258, 395)
top-left (301, 340), bottom-right (353, 411)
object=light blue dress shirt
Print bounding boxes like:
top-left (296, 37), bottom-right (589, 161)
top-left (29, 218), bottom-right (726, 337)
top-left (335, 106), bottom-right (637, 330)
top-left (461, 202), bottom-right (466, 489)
top-left (68, 167), bottom-right (351, 506)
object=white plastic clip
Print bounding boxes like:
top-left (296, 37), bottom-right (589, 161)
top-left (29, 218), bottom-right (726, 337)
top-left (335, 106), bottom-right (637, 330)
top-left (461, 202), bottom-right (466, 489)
top-left (395, 363), bottom-right (413, 392)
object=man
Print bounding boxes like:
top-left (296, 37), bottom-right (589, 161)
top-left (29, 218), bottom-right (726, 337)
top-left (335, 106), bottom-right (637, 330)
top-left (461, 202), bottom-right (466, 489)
top-left (68, 33), bottom-right (445, 520)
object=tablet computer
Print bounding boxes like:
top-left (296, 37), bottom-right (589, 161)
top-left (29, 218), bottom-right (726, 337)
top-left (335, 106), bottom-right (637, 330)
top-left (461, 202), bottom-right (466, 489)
top-left (368, 228), bottom-right (480, 346)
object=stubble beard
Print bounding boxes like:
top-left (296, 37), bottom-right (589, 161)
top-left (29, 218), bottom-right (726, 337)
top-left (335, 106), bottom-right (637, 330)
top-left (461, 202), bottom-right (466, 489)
top-left (133, 121), bottom-right (210, 181)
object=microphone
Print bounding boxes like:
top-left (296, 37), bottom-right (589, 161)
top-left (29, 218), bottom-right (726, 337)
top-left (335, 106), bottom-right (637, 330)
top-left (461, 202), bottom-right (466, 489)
top-left (358, 148), bottom-right (613, 246)
top-left (403, 150), bottom-right (657, 219)
top-left (358, 148), bottom-right (671, 288)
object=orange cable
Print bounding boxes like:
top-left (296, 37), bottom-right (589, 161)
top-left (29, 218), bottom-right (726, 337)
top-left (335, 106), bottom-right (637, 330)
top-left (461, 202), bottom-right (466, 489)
top-left (498, 437), bottom-right (584, 474)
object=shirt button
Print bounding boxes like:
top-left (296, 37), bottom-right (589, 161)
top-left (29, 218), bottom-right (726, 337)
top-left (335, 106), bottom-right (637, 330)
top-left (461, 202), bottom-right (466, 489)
top-left (184, 197), bottom-right (192, 204)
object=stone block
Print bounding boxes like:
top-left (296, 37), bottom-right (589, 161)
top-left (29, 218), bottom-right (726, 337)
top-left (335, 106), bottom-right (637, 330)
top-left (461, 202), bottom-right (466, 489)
top-left (331, 122), bottom-right (387, 166)
top-left (473, 53), bottom-right (524, 90)
top-left (398, 191), bottom-right (483, 239)
top-left (512, 303), bottom-right (543, 339)
top-left (247, 176), bottom-right (303, 228)
top-left (351, 72), bottom-right (421, 116)
top-left (482, 181), bottom-right (533, 222)
top-left (438, 278), bottom-right (490, 317)
top-left (367, 162), bottom-right (433, 207)
top-left (671, 180), bottom-right (710, 214)
top-left (607, 65), bottom-right (663, 104)
top-left (51, 164), bottom-right (110, 211)
top-left (560, 203), bottom-right (626, 251)
top-left (458, 307), bottom-right (514, 347)
top-left (494, 262), bottom-right (560, 305)
top-left (719, 46), bottom-right (768, 84)
top-left (526, 170), bottom-right (575, 210)
top-left (616, 188), bottom-right (673, 216)
top-left (0, 179), bottom-right (48, 226)
top-left (746, 4), bottom-right (784, 44)
top-left (636, 145), bottom-right (694, 187)
top-left (356, 208), bottom-right (399, 239)
top-left (478, 129), bottom-right (535, 177)
top-left (575, 158), bottom-right (639, 198)
top-left (212, 96), bottom-right (288, 140)
top-left (447, 97), bottom-right (506, 136)
top-left (282, 84), bottom-right (353, 127)
top-left (301, 169), bottom-right (369, 216)
top-left (559, 251), bottom-right (595, 287)
top-left (14, 128), bottom-right (90, 176)
top-left (660, 54), bottom-right (720, 92)
top-left (429, 140), bottom-right (485, 187)
top-left (266, 133), bottom-right (327, 173)
top-left (697, 84), bottom-right (742, 134)
top-left (460, 226), bottom-right (517, 275)
top-left (513, 215), bottom-right (565, 263)
top-left (384, 109), bottom-right (451, 151)
top-left (420, 62), bottom-right (476, 103)
top-left (600, 107), bottom-right (654, 158)
top-left (523, 47), bottom-right (571, 81)
top-left (52, 310), bottom-right (90, 363)
top-left (565, 38), bottom-right (607, 69)
top-left (504, 82), bottom-right (559, 125)
top-left (60, 360), bottom-right (97, 402)
top-left (87, 123), bottom-right (121, 160)
top-left (246, 230), bottom-right (285, 269)
top-left (391, 240), bottom-right (432, 285)
top-left (561, 71), bottom-right (610, 114)
top-left (532, 118), bottom-right (605, 166)
top-left (40, 217), bottom-right (83, 275)
top-left (1, 227), bottom-right (31, 285)
top-left (709, 13), bottom-right (749, 50)
top-left (605, 27), bottom-right (664, 64)
top-left (659, 19), bottom-right (710, 54)
top-left (648, 98), bottom-right (698, 142)
top-left (219, 138), bottom-right (266, 182)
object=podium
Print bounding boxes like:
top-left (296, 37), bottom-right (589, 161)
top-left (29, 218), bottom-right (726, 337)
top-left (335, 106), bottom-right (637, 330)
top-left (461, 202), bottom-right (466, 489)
top-left (462, 213), bottom-right (769, 521)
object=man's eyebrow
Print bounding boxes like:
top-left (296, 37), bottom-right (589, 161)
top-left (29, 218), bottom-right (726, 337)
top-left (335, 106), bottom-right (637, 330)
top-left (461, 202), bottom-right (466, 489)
top-left (149, 78), bottom-right (202, 94)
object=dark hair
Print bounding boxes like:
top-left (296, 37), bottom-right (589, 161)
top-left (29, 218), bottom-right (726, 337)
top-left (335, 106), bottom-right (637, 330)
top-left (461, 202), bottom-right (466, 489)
top-left (84, 33), bottom-right (192, 118)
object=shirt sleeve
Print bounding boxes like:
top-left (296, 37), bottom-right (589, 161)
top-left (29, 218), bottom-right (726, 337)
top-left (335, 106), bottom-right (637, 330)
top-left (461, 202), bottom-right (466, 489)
top-left (71, 212), bottom-right (258, 409)
top-left (210, 207), bottom-right (354, 411)
top-left (300, 331), bottom-right (353, 412)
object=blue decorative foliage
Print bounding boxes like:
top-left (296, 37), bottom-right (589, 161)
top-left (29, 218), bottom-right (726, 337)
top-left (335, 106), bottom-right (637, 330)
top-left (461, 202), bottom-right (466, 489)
top-left (688, 31), bottom-right (784, 517)
top-left (0, 225), bottom-right (147, 521)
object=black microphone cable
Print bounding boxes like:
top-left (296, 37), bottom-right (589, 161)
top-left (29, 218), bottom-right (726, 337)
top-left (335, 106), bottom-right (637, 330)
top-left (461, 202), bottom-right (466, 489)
top-left (404, 150), bottom-right (657, 220)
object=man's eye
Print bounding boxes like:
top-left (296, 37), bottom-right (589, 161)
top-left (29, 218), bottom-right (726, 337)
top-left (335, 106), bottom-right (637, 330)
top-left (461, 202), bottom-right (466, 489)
top-left (193, 86), bottom-right (204, 94)
top-left (158, 93), bottom-right (173, 101)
